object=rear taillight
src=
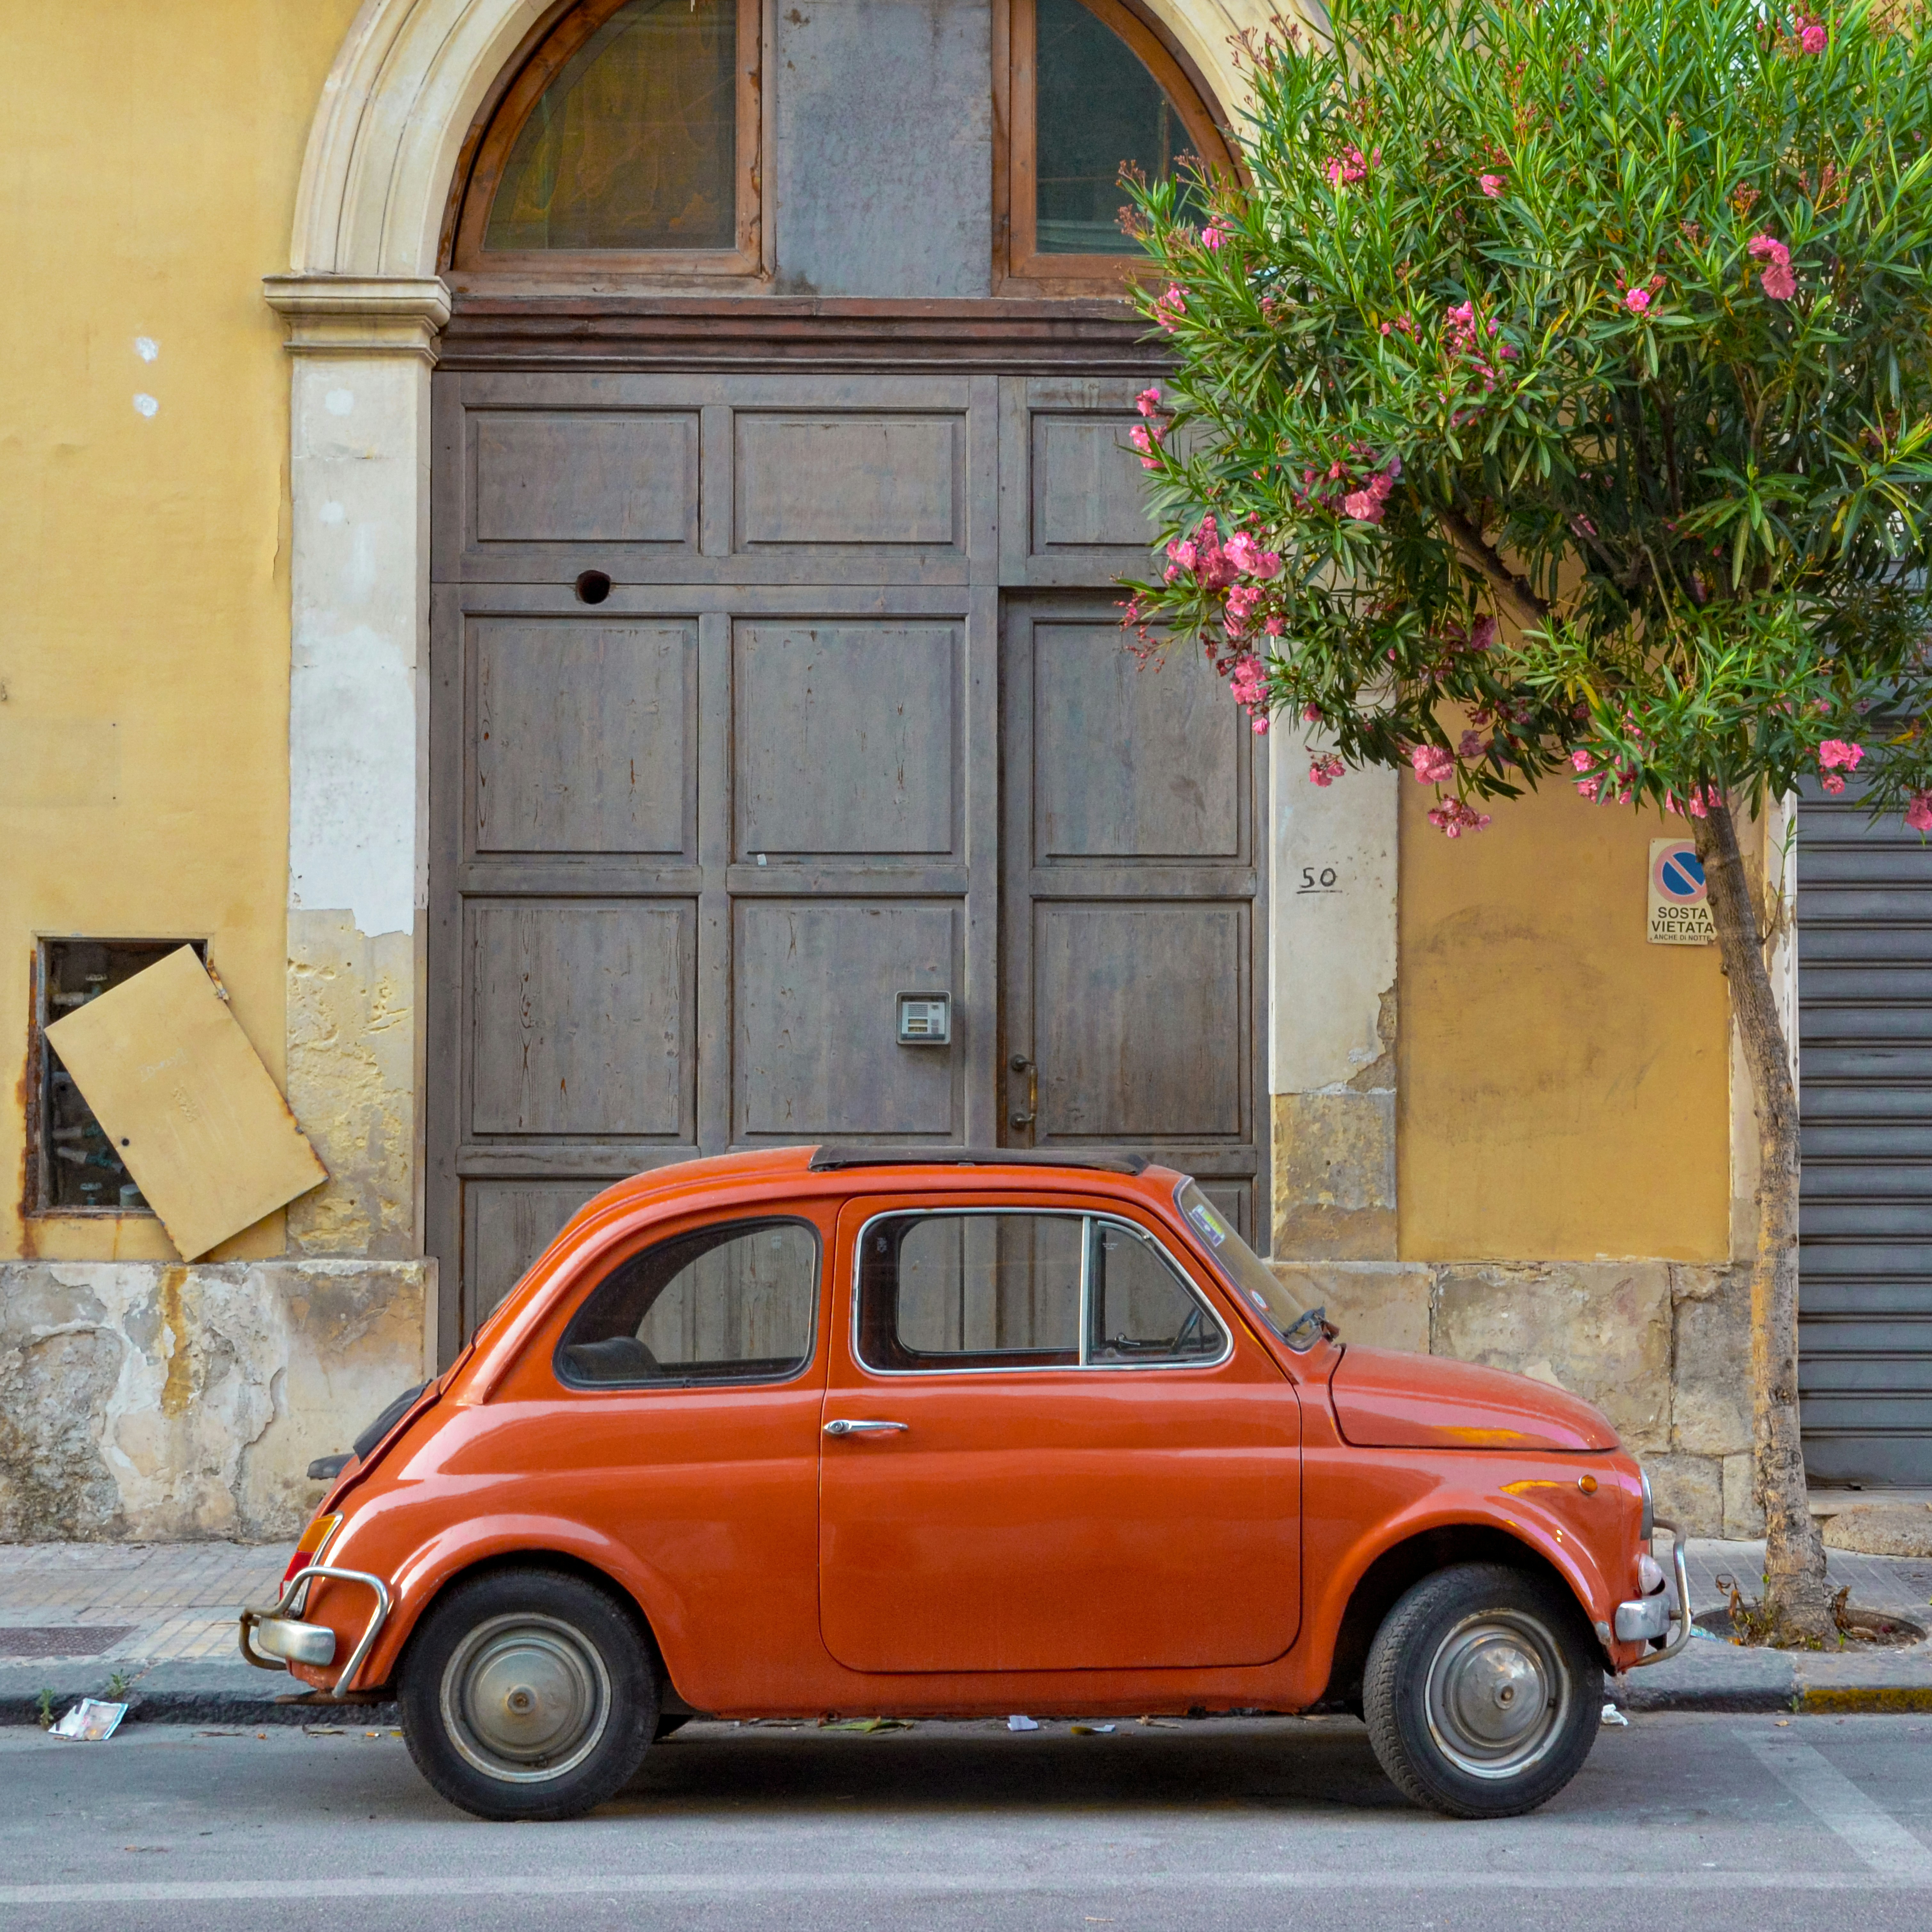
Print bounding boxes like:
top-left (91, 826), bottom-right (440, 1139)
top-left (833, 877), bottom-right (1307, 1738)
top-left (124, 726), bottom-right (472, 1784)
top-left (282, 1511), bottom-right (342, 1592)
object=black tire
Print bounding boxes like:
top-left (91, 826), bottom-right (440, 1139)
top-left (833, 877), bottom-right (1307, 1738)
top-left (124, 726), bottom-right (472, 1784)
top-left (400, 1567), bottom-right (657, 1821)
top-left (1362, 1562), bottom-right (1601, 1819)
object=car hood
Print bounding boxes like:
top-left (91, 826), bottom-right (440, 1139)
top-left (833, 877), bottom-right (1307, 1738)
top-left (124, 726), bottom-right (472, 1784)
top-left (1328, 1345), bottom-right (1619, 1451)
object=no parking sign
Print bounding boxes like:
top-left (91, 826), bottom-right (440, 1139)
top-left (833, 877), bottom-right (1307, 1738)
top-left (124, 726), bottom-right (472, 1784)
top-left (1648, 838), bottom-right (1715, 945)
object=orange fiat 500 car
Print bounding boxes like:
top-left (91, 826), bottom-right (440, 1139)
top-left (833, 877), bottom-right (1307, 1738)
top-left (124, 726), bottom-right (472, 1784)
top-left (242, 1147), bottom-right (1686, 1821)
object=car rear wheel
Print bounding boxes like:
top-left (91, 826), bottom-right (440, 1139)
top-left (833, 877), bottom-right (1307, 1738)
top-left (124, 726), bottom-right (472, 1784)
top-left (1362, 1562), bottom-right (1601, 1819)
top-left (401, 1568), bottom-right (656, 1820)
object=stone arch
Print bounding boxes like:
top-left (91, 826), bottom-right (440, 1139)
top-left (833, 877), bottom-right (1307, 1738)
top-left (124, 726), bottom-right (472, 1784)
top-left (288, 0), bottom-right (1275, 278)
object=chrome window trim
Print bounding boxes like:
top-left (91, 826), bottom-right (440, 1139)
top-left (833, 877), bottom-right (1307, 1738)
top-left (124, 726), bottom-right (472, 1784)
top-left (849, 1205), bottom-right (1235, 1378)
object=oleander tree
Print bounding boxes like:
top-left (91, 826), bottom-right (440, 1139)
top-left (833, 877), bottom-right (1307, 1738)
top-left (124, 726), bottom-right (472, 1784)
top-left (1122, 0), bottom-right (1932, 1635)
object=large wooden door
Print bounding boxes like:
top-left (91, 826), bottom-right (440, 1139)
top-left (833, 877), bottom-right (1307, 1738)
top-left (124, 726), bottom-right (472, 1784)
top-left (428, 364), bottom-right (1267, 1354)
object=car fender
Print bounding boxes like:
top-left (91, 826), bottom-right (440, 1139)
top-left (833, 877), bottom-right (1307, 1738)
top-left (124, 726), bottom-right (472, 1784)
top-left (335, 1512), bottom-right (693, 1693)
top-left (1297, 1485), bottom-right (1618, 1693)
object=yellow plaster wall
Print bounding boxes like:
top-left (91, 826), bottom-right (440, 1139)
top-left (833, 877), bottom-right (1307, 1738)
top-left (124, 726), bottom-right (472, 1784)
top-left (1397, 780), bottom-right (1733, 1261)
top-left (0, 1), bottom-right (360, 1261)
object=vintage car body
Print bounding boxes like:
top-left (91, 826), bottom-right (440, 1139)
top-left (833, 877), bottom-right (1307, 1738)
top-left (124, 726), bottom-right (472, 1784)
top-left (244, 1147), bottom-right (1684, 1821)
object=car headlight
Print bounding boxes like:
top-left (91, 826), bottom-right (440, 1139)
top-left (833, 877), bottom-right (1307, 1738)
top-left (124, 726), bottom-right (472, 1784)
top-left (1639, 1464), bottom-right (1655, 1542)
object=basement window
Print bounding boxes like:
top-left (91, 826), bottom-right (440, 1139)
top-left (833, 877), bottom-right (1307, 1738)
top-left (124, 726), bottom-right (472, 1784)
top-left (32, 939), bottom-right (206, 1215)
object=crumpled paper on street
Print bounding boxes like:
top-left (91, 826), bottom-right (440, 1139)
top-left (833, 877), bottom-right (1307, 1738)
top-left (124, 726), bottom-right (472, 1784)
top-left (51, 1698), bottom-right (128, 1742)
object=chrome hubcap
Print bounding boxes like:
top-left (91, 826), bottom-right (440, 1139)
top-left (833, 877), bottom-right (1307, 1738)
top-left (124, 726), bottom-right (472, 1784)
top-left (441, 1613), bottom-right (611, 1784)
top-left (1423, 1610), bottom-right (1567, 1779)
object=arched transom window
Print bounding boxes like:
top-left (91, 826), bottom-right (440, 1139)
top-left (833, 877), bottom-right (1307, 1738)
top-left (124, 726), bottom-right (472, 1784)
top-left (449, 0), bottom-right (1229, 289)
top-left (1004, 0), bottom-right (1229, 285)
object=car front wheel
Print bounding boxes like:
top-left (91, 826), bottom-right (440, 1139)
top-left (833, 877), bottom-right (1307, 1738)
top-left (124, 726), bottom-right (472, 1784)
top-left (401, 1567), bottom-right (657, 1820)
top-left (1362, 1562), bottom-right (1601, 1819)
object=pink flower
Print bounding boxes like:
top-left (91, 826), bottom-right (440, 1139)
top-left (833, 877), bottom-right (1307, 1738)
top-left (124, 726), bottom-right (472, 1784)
top-left (1135, 386), bottom-right (1162, 417)
top-left (1167, 537), bottom-right (1197, 572)
top-left (1479, 173), bottom-right (1505, 198)
top-left (1325, 147), bottom-right (1369, 188)
top-left (1342, 488), bottom-right (1384, 523)
top-left (1819, 739), bottom-right (1865, 771)
top-left (1468, 615), bottom-right (1497, 652)
top-left (1906, 793), bottom-right (1932, 833)
top-left (1427, 798), bottom-right (1492, 838)
top-left (1458, 730), bottom-right (1489, 759)
top-left (1202, 223), bottom-right (1226, 250)
top-left (1749, 234), bottom-right (1796, 301)
top-left (1308, 753), bottom-right (1345, 787)
top-left (1154, 285), bottom-right (1187, 330)
top-left (1253, 718), bottom-right (1270, 735)
top-left (1411, 743), bottom-right (1456, 785)
top-left (1666, 785), bottom-right (1717, 819)
top-left (1224, 531), bottom-right (1282, 579)
top-left (1791, 10), bottom-right (1828, 52)
top-left (1625, 287), bottom-right (1651, 315)
top-left (1822, 773), bottom-right (1847, 794)
top-left (1224, 584), bottom-right (1263, 633)
top-left (1302, 703), bottom-right (1323, 723)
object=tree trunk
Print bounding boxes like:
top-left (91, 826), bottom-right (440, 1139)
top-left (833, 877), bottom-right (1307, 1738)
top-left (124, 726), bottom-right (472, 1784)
top-left (1692, 800), bottom-right (1833, 1636)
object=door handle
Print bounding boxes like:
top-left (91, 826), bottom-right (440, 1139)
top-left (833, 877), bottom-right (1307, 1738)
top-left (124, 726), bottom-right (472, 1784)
top-left (823, 1419), bottom-right (909, 1437)
top-left (1009, 1054), bottom-right (1037, 1129)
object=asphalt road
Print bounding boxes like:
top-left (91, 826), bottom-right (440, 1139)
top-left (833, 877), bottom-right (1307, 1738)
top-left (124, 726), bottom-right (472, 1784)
top-left (2, 1712), bottom-right (1930, 1931)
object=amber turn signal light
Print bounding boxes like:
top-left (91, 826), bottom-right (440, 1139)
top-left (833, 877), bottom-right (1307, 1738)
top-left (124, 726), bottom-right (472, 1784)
top-left (281, 1511), bottom-right (342, 1592)
top-left (1577, 1475), bottom-right (1598, 1495)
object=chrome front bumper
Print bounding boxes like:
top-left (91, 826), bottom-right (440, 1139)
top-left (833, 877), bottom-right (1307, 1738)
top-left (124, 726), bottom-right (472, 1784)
top-left (239, 1564), bottom-right (393, 1696)
top-left (1618, 1516), bottom-right (1693, 1668)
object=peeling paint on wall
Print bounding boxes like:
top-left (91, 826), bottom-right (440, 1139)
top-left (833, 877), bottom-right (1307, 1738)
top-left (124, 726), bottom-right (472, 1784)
top-left (0, 1257), bottom-right (432, 1541)
top-left (286, 911), bottom-right (417, 1259)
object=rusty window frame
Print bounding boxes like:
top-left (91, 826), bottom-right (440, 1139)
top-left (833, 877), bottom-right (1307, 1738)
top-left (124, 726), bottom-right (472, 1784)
top-left (993, 0), bottom-right (1236, 295)
top-left (445, 0), bottom-right (770, 285)
top-left (26, 938), bottom-right (208, 1220)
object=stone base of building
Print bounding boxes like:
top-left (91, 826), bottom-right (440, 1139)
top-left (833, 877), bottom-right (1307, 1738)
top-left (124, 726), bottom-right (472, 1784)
top-left (1272, 1258), bottom-right (1760, 1540)
top-left (0, 1259), bottom-right (434, 1543)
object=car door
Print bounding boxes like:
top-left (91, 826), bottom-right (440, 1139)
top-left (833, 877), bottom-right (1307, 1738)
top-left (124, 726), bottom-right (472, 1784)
top-left (817, 1198), bottom-right (1301, 1673)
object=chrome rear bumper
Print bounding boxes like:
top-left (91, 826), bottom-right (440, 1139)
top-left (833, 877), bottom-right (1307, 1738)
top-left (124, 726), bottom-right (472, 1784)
top-left (240, 1564), bottom-right (392, 1696)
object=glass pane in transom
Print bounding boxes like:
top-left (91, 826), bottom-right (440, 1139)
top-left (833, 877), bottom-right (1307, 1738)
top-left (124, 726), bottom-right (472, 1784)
top-left (1034, 0), bottom-right (1193, 255)
top-left (485, 0), bottom-right (737, 252)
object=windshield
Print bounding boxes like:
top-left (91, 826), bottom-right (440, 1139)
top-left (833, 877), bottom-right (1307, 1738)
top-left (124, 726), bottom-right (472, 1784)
top-left (1175, 1179), bottom-right (1329, 1352)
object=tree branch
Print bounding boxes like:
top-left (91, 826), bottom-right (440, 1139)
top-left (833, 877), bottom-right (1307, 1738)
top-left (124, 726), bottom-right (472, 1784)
top-left (1436, 505), bottom-right (1551, 631)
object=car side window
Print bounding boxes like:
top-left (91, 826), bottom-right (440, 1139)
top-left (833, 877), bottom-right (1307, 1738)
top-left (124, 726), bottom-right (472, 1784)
top-left (1088, 1218), bottom-right (1228, 1365)
top-left (557, 1219), bottom-right (818, 1387)
top-left (856, 1211), bottom-right (1225, 1373)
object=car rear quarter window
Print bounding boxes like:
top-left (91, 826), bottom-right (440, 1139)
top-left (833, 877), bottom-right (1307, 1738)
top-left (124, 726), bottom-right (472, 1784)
top-left (557, 1218), bottom-right (818, 1388)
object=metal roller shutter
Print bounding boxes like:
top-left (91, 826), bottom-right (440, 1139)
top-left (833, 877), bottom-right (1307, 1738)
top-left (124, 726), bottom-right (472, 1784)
top-left (1798, 777), bottom-right (1932, 1484)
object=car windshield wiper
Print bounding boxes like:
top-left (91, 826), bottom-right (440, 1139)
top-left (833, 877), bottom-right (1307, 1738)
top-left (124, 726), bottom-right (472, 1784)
top-left (1279, 1305), bottom-right (1327, 1348)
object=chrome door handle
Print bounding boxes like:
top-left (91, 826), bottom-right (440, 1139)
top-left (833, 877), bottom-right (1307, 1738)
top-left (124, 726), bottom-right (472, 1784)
top-left (823, 1419), bottom-right (908, 1436)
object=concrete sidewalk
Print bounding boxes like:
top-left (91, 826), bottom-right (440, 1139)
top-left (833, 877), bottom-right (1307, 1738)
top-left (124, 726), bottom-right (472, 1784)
top-left (2, 1536), bottom-right (1930, 1725)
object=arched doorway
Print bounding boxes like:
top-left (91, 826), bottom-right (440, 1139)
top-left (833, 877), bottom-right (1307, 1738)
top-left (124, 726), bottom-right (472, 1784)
top-left (281, 0), bottom-right (1277, 1353)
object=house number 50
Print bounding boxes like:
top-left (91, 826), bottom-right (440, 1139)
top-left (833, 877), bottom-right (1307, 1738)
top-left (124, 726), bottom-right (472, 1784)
top-left (1299, 867), bottom-right (1340, 893)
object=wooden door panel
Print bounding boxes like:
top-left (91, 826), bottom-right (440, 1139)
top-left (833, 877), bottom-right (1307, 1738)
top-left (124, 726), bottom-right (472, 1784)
top-left (473, 411), bottom-right (698, 547)
top-left (1034, 902), bottom-right (1247, 1139)
top-left (472, 618), bottom-right (697, 858)
top-left (998, 377), bottom-right (1172, 587)
top-left (464, 1179), bottom-right (610, 1331)
top-left (734, 621), bottom-right (959, 859)
top-left (1033, 621), bottom-right (1239, 860)
top-left (443, 372), bottom-right (987, 587)
top-left (1033, 413), bottom-right (1155, 550)
top-left (1002, 595), bottom-right (1268, 1248)
top-left (467, 900), bottom-right (696, 1139)
top-left (735, 900), bottom-right (963, 1139)
top-left (734, 414), bottom-right (964, 550)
